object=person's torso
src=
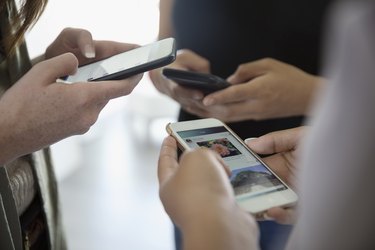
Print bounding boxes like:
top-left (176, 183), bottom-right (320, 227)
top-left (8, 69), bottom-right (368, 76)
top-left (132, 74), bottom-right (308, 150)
top-left (173, 0), bottom-right (333, 138)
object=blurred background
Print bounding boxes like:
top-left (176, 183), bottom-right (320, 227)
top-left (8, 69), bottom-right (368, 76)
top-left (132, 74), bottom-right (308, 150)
top-left (26, 0), bottom-right (177, 249)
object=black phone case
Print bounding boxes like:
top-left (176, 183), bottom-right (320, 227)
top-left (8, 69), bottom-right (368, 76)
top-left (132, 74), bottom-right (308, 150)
top-left (92, 52), bottom-right (176, 81)
top-left (162, 68), bottom-right (230, 94)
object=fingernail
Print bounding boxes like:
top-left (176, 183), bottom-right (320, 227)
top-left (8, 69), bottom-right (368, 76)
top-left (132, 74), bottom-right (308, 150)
top-left (244, 137), bottom-right (257, 144)
top-left (84, 44), bottom-right (95, 58)
top-left (193, 93), bottom-right (203, 100)
top-left (227, 75), bottom-right (235, 83)
top-left (263, 213), bottom-right (274, 221)
top-left (203, 97), bottom-right (214, 106)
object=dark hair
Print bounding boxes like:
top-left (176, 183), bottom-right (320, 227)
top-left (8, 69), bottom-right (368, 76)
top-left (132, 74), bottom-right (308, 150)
top-left (0, 0), bottom-right (48, 56)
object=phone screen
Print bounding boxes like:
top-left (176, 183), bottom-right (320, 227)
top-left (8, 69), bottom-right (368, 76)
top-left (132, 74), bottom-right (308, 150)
top-left (177, 126), bottom-right (287, 200)
top-left (65, 38), bottom-right (175, 82)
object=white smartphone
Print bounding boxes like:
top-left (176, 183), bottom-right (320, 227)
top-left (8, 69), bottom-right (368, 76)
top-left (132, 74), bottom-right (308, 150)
top-left (62, 37), bottom-right (176, 83)
top-left (166, 118), bottom-right (298, 217)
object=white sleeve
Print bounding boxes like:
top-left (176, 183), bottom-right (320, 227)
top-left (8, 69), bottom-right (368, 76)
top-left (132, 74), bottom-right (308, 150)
top-left (287, 2), bottom-right (375, 249)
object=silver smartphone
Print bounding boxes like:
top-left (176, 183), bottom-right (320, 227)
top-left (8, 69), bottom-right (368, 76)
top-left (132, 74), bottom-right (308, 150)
top-left (166, 118), bottom-right (298, 217)
top-left (63, 37), bottom-right (176, 83)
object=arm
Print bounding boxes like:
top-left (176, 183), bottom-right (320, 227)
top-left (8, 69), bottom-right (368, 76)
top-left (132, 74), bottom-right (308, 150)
top-left (159, 0), bottom-right (175, 39)
top-left (158, 136), bottom-right (259, 250)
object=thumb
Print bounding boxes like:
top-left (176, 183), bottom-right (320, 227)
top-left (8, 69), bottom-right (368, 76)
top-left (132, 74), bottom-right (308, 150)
top-left (245, 136), bottom-right (275, 155)
top-left (38, 53), bottom-right (79, 84)
top-left (158, 136), bottom-right (179, 188)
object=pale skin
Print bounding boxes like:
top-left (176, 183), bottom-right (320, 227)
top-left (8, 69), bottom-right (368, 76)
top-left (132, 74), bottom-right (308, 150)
top-left (150, 0), bottom-right (324, 122)
top-left (0, 28), bottom-right (142, 165)
top-left (158, 136), bottom-right (259, 250)
top-left (158, 126), bottom-right (305, 249)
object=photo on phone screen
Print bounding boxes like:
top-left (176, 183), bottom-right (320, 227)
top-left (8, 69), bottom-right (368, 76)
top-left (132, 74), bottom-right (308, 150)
top-left (63, 37), bottom-right (176, 83)
top-left (177, 127), bottom-right (286, 199)
top-left (167, 118), bottom-right (298, 215)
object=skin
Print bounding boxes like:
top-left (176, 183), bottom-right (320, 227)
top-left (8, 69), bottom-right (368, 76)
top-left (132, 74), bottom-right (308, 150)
top-left (0, 28), bottom-right (142, 165)
top-left (246, 126), bottom-right (307, 224)
top-left (158, 136), bottom-right (259, 250)
top-left (150, 0), bottom-right (324, 122)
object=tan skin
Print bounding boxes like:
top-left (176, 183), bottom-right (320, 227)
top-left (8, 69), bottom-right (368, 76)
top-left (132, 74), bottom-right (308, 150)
top-left (150, 0), bottom-right (324, 122)
top-left (158, 136), bottom-right (259, 250)
top-left (246, 126), bottom-right (307, 224)
top-left (0, 28), bottom-right (143, 165)
top-left (158, 127), bottom-right (305, 250)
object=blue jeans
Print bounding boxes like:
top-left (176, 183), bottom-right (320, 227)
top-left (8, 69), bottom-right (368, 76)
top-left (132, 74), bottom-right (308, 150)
top-left (174, 221), bottom-right (293, 250)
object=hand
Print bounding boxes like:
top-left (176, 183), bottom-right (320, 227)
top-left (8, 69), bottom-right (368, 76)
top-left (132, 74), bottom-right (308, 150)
top-left (0, 53), bottom-right (142, 165)
top-left (246, 126), bottom-right (307, 224)
top-left (185, 58), bottom-right (323, 122)
top-left (158, 136), bottom-right (258, 250)
top-left (149, 49), bottom-right (210, 108)
top-left (45, 27), bottom-right (138, 66)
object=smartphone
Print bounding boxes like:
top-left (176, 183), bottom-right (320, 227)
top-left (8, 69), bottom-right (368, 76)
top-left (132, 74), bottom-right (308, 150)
top-left (166, 118), bottom-right (298, 217)
top-left (62, 37), bottom-right (176, 83)
top-left (162, 68), bottom-right (230, 94)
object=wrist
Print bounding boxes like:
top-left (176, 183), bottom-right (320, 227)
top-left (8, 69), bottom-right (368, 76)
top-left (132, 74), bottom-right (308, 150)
top-left (180, 203), bottom-right (259, 250)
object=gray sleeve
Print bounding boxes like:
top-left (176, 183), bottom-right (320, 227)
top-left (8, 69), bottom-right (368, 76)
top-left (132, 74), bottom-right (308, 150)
top-left (287, 2), bottom-right (375, 249)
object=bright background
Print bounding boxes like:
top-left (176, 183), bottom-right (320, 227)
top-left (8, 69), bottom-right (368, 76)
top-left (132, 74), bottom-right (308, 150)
top-left (26, 0), bottom-right (178, 249)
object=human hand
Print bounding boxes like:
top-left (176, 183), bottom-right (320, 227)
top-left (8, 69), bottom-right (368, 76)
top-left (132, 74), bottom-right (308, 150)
top-left (0, 53), bottom-right (142, 165)
top-left (45, 27), bottom-right (138, 66)
top-left (158, 136), bottom-right (258, 250)
top-left (149, 49), bottom-right (210, 107)
top-left (246, 126), bottom-right (307, 224)
top-left (184, 58), bottom-right (323, 122)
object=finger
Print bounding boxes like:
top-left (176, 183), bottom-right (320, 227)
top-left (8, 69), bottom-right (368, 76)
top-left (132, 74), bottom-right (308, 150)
top-left (245, 127), bottom-right (304, 155)
top-left (171, 83), bottom-right (205, 101)
top-left (158, 136), bottom-right (179, 187)
top-left (39, 53), bottom-right (79, 84)
top-left (177, 49), bottom-right (210, 73)
top-left (203, 78), bottom-right (263, 106)
top-left (265, 207), bottom-right (296, 225)
top-left (227, 58), bottom-right (275, 84)
top-left (75, 29), bottom-right (95, 58)
top-left (94, 41), bottom-right (139, 60)
top-left (180, 148), bottom-right (232, 188)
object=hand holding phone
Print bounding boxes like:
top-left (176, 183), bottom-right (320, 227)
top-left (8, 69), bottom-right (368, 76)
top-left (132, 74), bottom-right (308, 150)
top-left (162, 68), bottom-right (230, 94)
top-left (63, 38), bottom-right (176, 83)
top-left (166, 118), bottom-right (298, 218)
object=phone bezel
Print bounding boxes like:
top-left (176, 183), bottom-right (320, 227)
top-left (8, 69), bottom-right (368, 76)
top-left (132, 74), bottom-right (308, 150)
top-left (166, 118), bottom-right (298, 216)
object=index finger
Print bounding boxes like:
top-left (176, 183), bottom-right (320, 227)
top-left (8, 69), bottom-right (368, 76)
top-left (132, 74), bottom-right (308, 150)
top-left (158, 136), bottom-right (180, 187)
top-left (74, 29), bottom-right (95, 58)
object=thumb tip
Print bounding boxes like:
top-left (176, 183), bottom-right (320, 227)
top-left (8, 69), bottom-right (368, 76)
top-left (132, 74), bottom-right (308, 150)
top-left (244, 137), bottom-right (258, 144)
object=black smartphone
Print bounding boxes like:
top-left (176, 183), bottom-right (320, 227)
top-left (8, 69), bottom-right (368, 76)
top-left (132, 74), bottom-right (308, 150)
top-left (62, 38), bottom-right (176, 83)
top-left (162, 68), bottom-right (230, 94)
